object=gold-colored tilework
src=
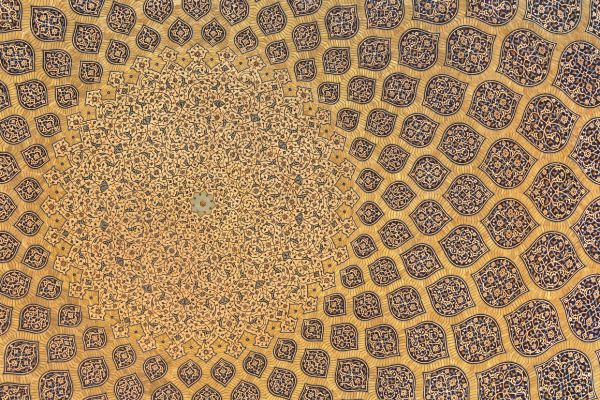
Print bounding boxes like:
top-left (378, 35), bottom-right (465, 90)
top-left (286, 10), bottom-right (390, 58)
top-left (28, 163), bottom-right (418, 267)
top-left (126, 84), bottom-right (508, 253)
top-left (0, 0), bottom-right (599, 399)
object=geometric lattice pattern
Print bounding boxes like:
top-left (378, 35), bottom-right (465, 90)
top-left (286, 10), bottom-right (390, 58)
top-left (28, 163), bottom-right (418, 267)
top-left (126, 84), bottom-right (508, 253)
top-left (0, 0), bottom-right (599, 399)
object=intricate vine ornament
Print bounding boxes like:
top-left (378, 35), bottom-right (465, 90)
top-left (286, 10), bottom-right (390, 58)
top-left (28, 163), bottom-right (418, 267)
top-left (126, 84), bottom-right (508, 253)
top-left (51, 47), bottom-right (354, 359)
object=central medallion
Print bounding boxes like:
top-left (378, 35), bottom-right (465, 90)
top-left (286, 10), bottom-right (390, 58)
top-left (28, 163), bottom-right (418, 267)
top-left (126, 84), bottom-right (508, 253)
top-left (191, 192), bottom-right (215, 216)
top-left (46, 47), bottom-right (355, 359)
